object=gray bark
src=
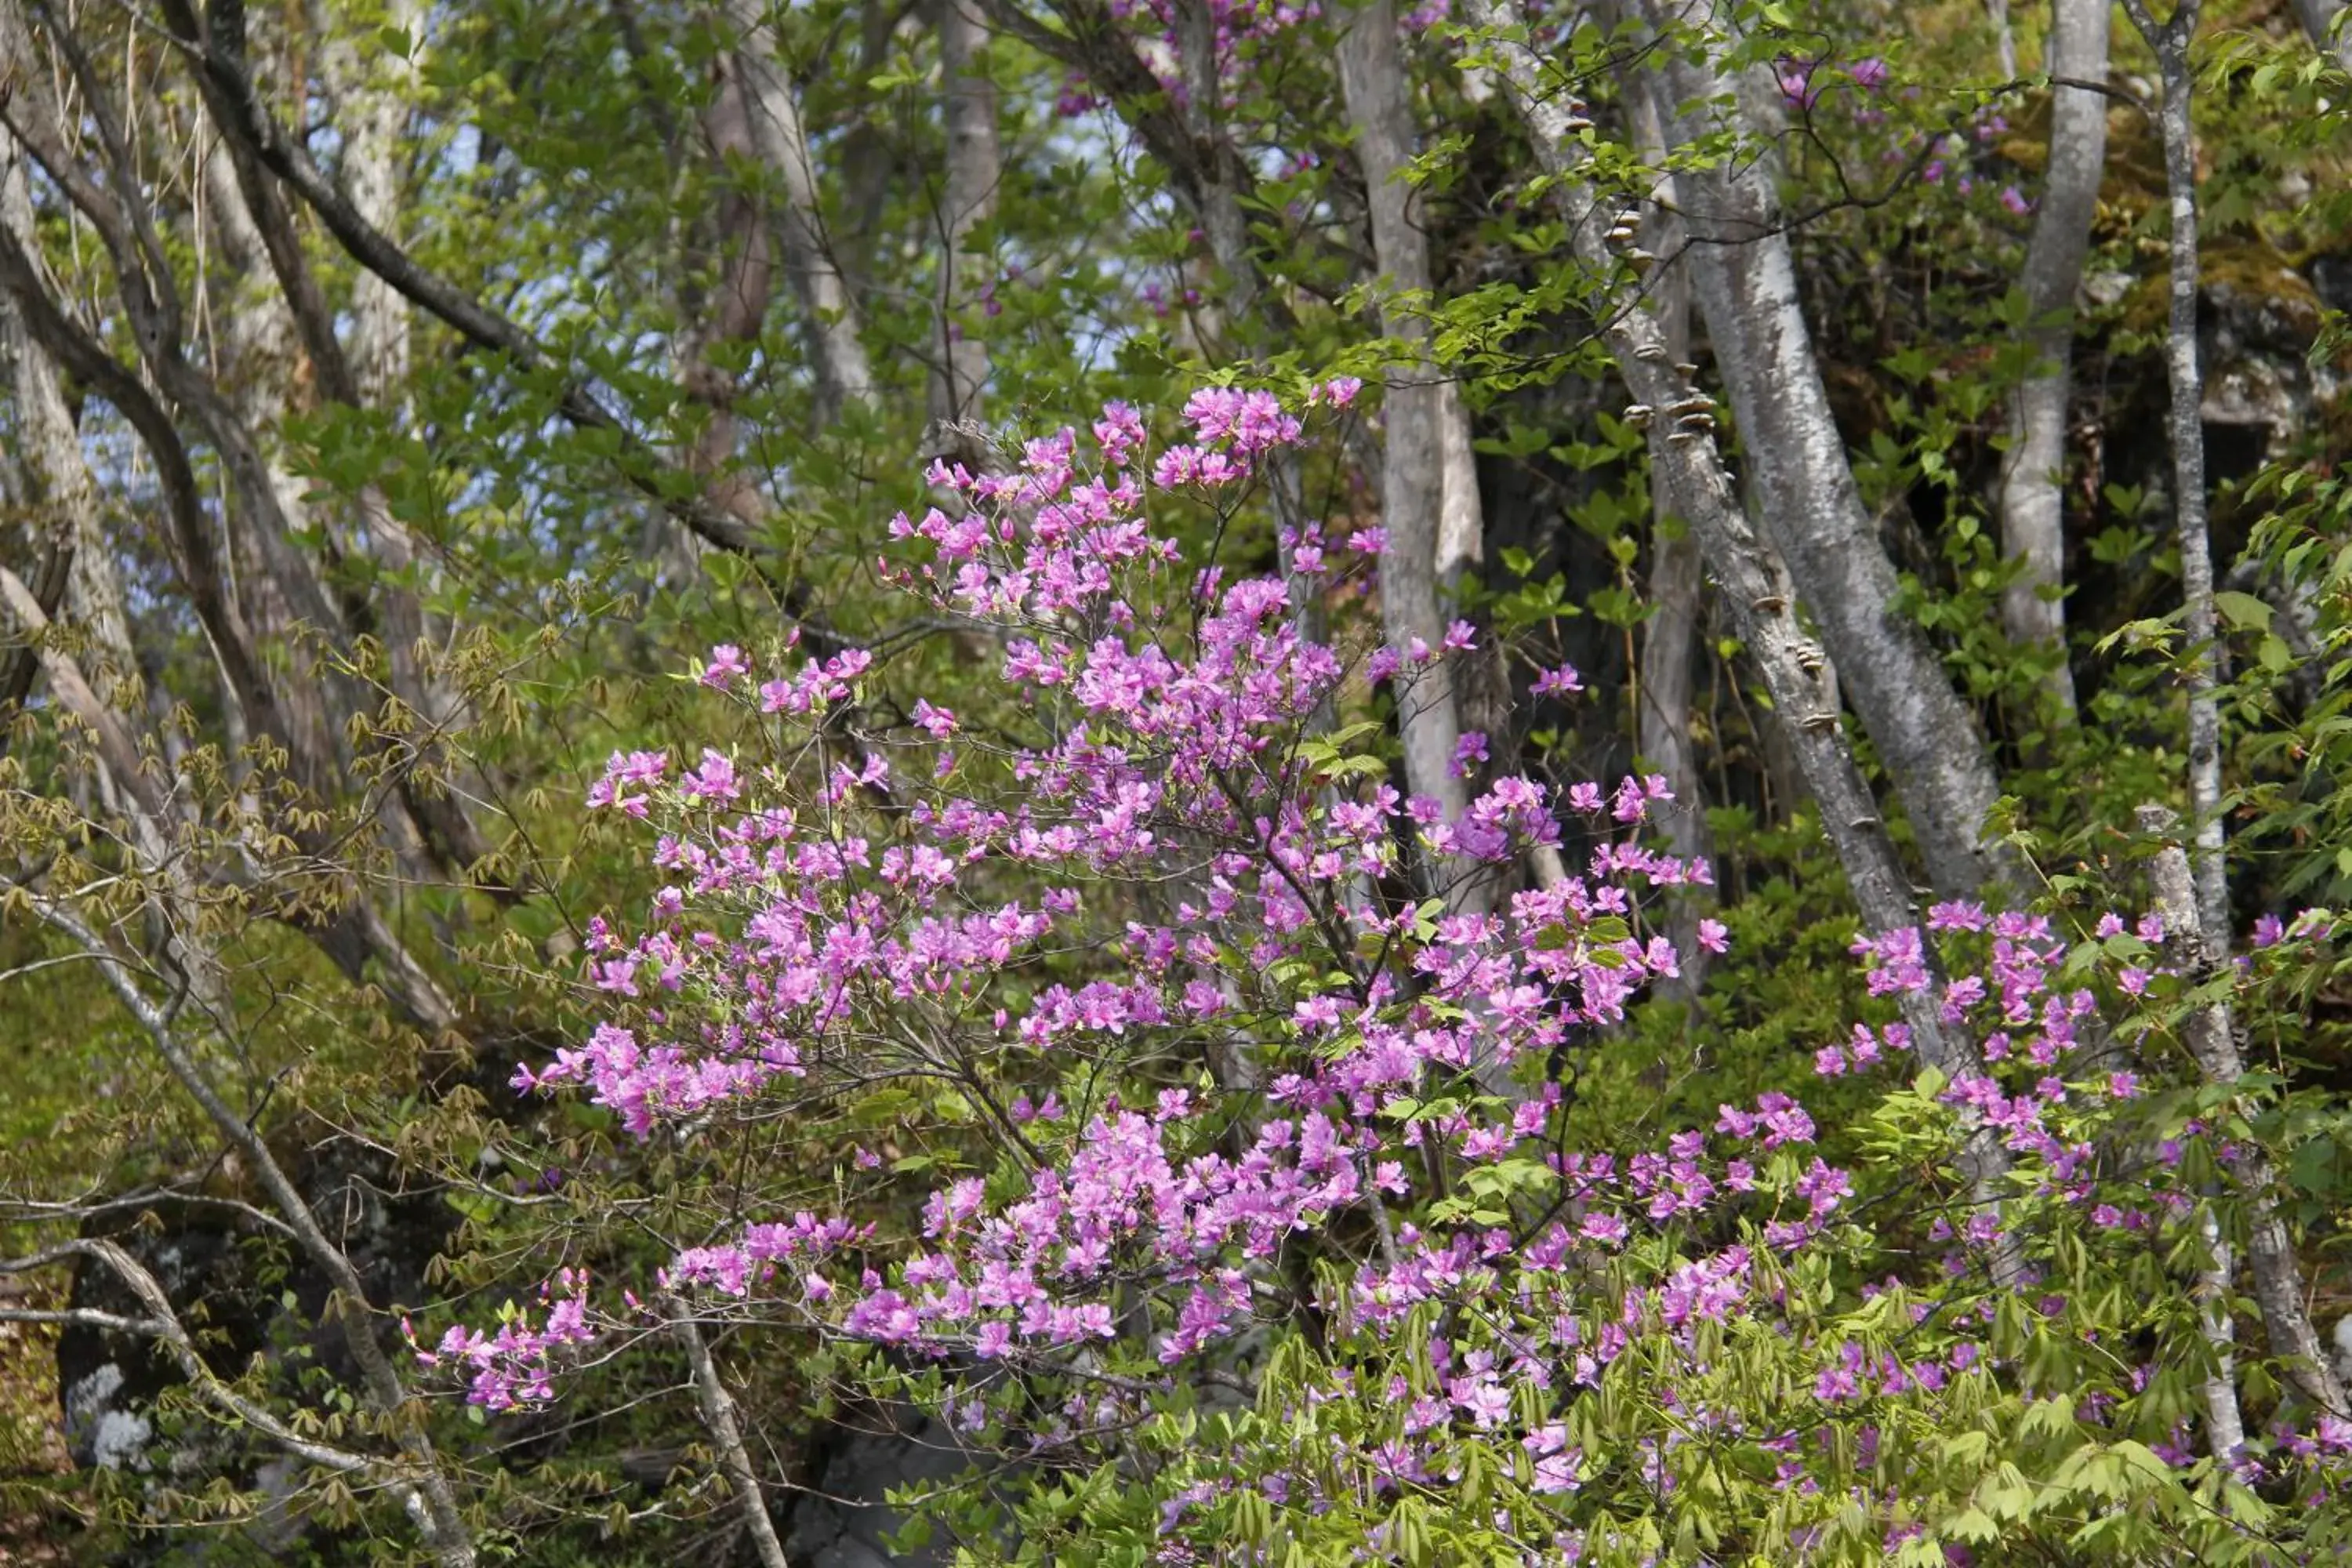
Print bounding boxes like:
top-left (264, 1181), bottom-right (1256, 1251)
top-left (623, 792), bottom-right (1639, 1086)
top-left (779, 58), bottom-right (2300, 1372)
top-left (0, 7), bottom-right (464, 1033)
top-left (724, 0), bottom-right (876, 422)
top-left (0, 571), bottom-right (174, 858)
top-left (2122, 0), bottom-right (2230, 950)
top-left (2142, 805), bottom-right (2347, 1415)
top-left (198, 139), bottom-right (356, 786)
top-left (1988, 0), bottom-right (2020, 80)
top-left (198, 136), bottom-right (452, 888)
top-left (685, 38), bottom-right (785, 537)
top-left (1164, 0), bottom-right (1324, 614)
top-left (930, 0), bottom-right (998, 425)
top-left (2291, 0), bottom-right (2352, 74)
top-left (1996, 0), bottom-right (2109, 719)
top-left (1338, 0), bottom-right (1476, 871)
top-left (1463, 0), bottom-right (2021, 1280)
top-left (2194, 1198), bottom-right (2246, 1457)
top-left (0, 154), bottom-right (229, 1018)
top-left (327, 0), bottom-right (451, 684)
top-left (332, 2), bottom-right (423, 412)
top-left (1624, 67), bottom-right (1714, 995)
top-left (963, 0), bottom-right (1327, 637)
top-left (837, 0), bottom-right (905, 297)
top-left (1436, 379), bottom-right (1483, 588)
top-left (1637, 0), bottom-right (2019, 902)
top-left (323, 0), bottom-right (501, 877)
top-left (1174, 0), bottom-right (1249, 332)
top-left (671, 1307), bottom-right (792, 1568)
top-left (1, 147), bottom-right (134, 702)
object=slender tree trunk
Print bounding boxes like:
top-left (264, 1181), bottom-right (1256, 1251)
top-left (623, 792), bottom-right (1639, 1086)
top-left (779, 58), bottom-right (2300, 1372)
top-left (1174, 0), bottom-right (1250, 333)
top-left (198, 137), bottom-right (445, 890)
top-left (336, 1), bottom-right (422, 412)
top-left (685, 44), bottom-right (784, 532)
top-left (2291, 0), bottom-right (2352, 74)
top-left (1338, 0), bottom-right (1476, 873)
top-left (1436, 379), bottom-right (1483, 591)
top-left (1996, 0), bottom-right (2109, 720)
top-left (837, 0), bottom-right (904, 294)
top-left (1165, 0), bottom-right (1327, 631)
top-left (1635, 0), bottom-right (2019, 903)
top-left (671, 1307), bottom-right (792, 1568)
top-left (322, 3), bottom-right (500, 876)
top-left (2123, 0), bottom-right (2228, 947)
top-left (1, 147), bottom-right (134, 699)
top-left (723, 0), bottom-right (875, 422)
top-left (1624, 67), bottom-right (1714, 996)
top-left (0, 143), bottom-right (234, 1018)
top-left (930, 0), bottom-right (997, 426)
top-left (1988, 0), bottom-right (2020, 80)
top-left (1461, 0), bottom-right (2021, 1281)
top-left (2194, 1200), bottom-right (2248, 1458)
top-left (195, 137), bottom-right (354, 793)
top-left (328, 0), bottom-right (456, 681)
top-left (2141, 806), bottom-right (2347, 1415)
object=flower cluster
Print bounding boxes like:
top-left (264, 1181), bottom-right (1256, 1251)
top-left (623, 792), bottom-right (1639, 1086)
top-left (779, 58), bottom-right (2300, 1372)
top-left (408, 1270), bottom-right (595, 1412)
top-left (1776, 52), bottom-right (2037, 223)
top-left (425, 385), bottom-right (2352, 1563)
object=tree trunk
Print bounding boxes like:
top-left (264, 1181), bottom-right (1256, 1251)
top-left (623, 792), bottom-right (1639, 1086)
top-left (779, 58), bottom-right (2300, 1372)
top-left (1987, 0), bottom-right (2020, 80)
top-left (684, 37), bottom-right (784, 538)
top-left (336, 1), bottom-right (422, 412)
top-left (1624, 64), bottom-right (1715, 996)
top-left (723, 0), bottom-right (875, 422)
top-left (1436, 379), bottom-right (1483, 591)
top-left (1636, 0), bottom-right (2019, 903)
top-left (671, 1307), bottom-right (792, 1568)
top-left (2142, 805), bottom-right (2347, 1415)
top-left (2122, 0), bottom-right (2230, 949)
top-left (1338, 0), bottom-right (1476, 880)
top-left (1, 146), bottom-right (134, 701)
top-left (326, 0), bottom-right (473, 751)
top-left (309, 10), bottom-right (501, 880)
top-left (1996, 0), bottom-right (2109, 720)
top-left (929, 0), bottom-right (998, 426)
top-left (2291, 0), bottom-right (2352, 74)
top-left (1461, 0), bottom-right (2021, 1280)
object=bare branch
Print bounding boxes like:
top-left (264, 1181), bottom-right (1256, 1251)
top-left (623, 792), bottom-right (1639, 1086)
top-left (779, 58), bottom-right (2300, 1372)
top-left (15, 888), bottom-right (479, 1566)
top-left (670, 1303), bottom-right (791, 1568)
top-left (2, 1239), bottom-right (416, 1481)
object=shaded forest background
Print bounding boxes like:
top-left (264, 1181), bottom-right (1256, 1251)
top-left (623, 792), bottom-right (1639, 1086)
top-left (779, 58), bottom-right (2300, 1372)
top-left (3, 0), bottom-right (2352, 1560)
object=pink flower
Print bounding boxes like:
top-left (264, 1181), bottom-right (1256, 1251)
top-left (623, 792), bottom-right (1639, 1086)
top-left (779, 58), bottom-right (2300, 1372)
top-left (1777, 57), bottom-right (1821, 110)
top-left (702, 644), bottom-right (750, 688)
top-left (1532, 662), bottom-right (1583, 698)
top-left (1311, 376), bottom-right (1363, 408)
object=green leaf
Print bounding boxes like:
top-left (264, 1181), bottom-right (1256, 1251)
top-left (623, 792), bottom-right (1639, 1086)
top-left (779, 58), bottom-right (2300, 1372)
top-left (2212, 590), bottom-right (2274, 633)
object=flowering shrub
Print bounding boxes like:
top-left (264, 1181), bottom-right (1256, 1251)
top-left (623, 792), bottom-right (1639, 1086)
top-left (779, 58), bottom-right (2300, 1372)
top-left (1771, 48), bottom-right (2037, 222)
top-left (424, 386), bottom-right (2352, 1565)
